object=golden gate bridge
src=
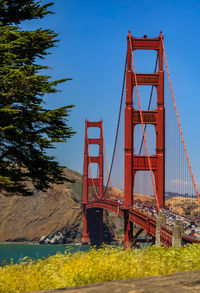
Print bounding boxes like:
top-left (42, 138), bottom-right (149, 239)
top-left (81, 32), bottom-right (200, 249)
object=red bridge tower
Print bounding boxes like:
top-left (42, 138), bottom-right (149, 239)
top-left (82, 119), bottom-right (104, 245)
top-left (124, 32), bottom-right (165, 247)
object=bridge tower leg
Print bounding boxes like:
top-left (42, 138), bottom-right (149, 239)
top-left (82, 120), bottom-right (104, 245)
top-left (124, 37), bottom-right (134, 248)
top-left (124, 210), bottom-right (133, 249)
top-left (124, 32), bottom-right (165, 248)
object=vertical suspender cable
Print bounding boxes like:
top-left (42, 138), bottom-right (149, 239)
top-left (161, 37), bottom-right (200, 205)
top-left (129, 33), bottom-right (160, 211)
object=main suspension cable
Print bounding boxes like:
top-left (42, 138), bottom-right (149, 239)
top-left (129, 32), bottom-right (160, 211)
top-left (102, 127), bottom-right (114, 191)
top-left (161, 36), bottom-right (200, 205)
top-left (103, 54), bottom-right (127, 195)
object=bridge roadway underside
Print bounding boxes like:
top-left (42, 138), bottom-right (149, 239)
top-left (83, 200), bottom-right (200, 247)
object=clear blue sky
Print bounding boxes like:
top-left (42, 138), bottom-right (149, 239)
top-left (23, 0), bottom-right (200, 185)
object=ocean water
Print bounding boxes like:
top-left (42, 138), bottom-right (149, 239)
top-left (0, 243), bottom-right (91, 265)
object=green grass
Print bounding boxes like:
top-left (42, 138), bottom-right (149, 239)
top-left (1, 244), bottom-right (200, 293)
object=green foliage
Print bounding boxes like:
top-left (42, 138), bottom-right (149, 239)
top-left (111, 222), bottom-right (116, 229)
top-left (0, 1), bottom-right (75, 195)
top-left (115, 229), bottom-right (123, 235)
top-left (70, 178), bottom-right (82, 202)
top-left (0, 1), bottom-right (54, 25)
top-left (1, 244), bottom-right (200, 292)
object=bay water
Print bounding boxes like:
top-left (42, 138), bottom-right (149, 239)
top-left (0, 243), bottom-right (91, 265)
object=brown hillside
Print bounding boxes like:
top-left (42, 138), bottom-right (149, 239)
top-left (0, 168), bottom-right (83, 242)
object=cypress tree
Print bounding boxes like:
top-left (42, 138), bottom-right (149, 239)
top-left (0, 0), bottom-right (75, 195)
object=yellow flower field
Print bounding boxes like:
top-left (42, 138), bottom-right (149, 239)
top-left (0, 244), bottom-right (200, 293)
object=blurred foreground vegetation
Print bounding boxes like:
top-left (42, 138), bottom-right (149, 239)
top-left (1, 244), bottom-right (200, 293)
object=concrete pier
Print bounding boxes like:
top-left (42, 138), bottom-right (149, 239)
top-left (172, 219), bottom-right (183, 248)
top-left (156, 212), bottom-right (166, 245)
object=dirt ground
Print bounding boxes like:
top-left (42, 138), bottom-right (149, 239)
top-left (28, 270), bottom-right (200, 293)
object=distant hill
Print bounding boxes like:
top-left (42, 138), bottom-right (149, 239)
top-left (106, 187), bottom-right (200, 218)
top-left (0, 168), bottom-right (116, 244)
top-left (62, 168), bottom-right (83, 203)
top-left (0, 168), bottom-right (83, 243)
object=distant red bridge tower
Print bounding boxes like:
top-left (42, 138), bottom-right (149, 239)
top-left (82, 120), bottom-right (104, 245)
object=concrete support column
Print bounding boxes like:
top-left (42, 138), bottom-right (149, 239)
top-left (156, 215), bottom-right (162, 245)
top-left (172, 219), bottom-right (183, 248)
top-left (160, 212), bottom-right (166, 225)
top-left (156, 212), bottom-right (166, 245)
top-left (175, 219), bottom-right (184, 236)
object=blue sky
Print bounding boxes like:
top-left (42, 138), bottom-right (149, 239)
top-left (23, 0), bottom-right (200, 185)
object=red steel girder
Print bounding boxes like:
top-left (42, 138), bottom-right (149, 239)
top-left (131, 37), bottom-right (160, 50)
top-left (133, 155), bottom-right (157, 171)
top-left (132, 73), bottom-right (159, 86)
top-left (133, 110), bottom-right (158, 125)
top-left (90, 156), bottom-right (100, 164)
top-left (87, 121), bottom-right (102, 128)
top-left (88, 178), bottom-right (100, 186)
top-left (88, 138), bottom-right (101, 144)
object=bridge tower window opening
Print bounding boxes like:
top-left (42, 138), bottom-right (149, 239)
top-left (133, 124), bottom-right (156, 156)
top-left (88, 185), bottom-right (99, 201)
top-left (133, 50), bottom-right (158, 73)
top-left (88, 163), bottom-right (99, 179)
top-left (87, 126), bottom-right (100, 139)
top-left (88, 144), bottom-right (100, 158)
top-left (134, 171), bottom-right (156, 202)
top-left (133, 85), bottom-right (157, 111)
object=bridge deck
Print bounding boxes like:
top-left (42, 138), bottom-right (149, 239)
top-left (82, 199), bottom-right (200, 247)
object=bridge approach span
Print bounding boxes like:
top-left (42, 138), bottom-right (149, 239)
top-left (82, 200), bottom-right (200, 247)
top-left (83, 200), bottom-right (172, 247)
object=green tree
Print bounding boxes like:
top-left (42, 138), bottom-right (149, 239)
top-left (0, 0), bottom-right (75, 195)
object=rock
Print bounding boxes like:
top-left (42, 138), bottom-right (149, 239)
top-left (39, 236), bottom-right (46, 243)
top-left (39, 224), bottom-right (82, 244)
top-left (39, 231), bottom-right (65, 244)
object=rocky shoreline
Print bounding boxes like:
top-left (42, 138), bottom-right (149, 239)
top-left (0, 168), bottom-right (117, 245)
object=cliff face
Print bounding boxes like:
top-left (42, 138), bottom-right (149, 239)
top-left (0, 169), bottom-right (83, 243)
